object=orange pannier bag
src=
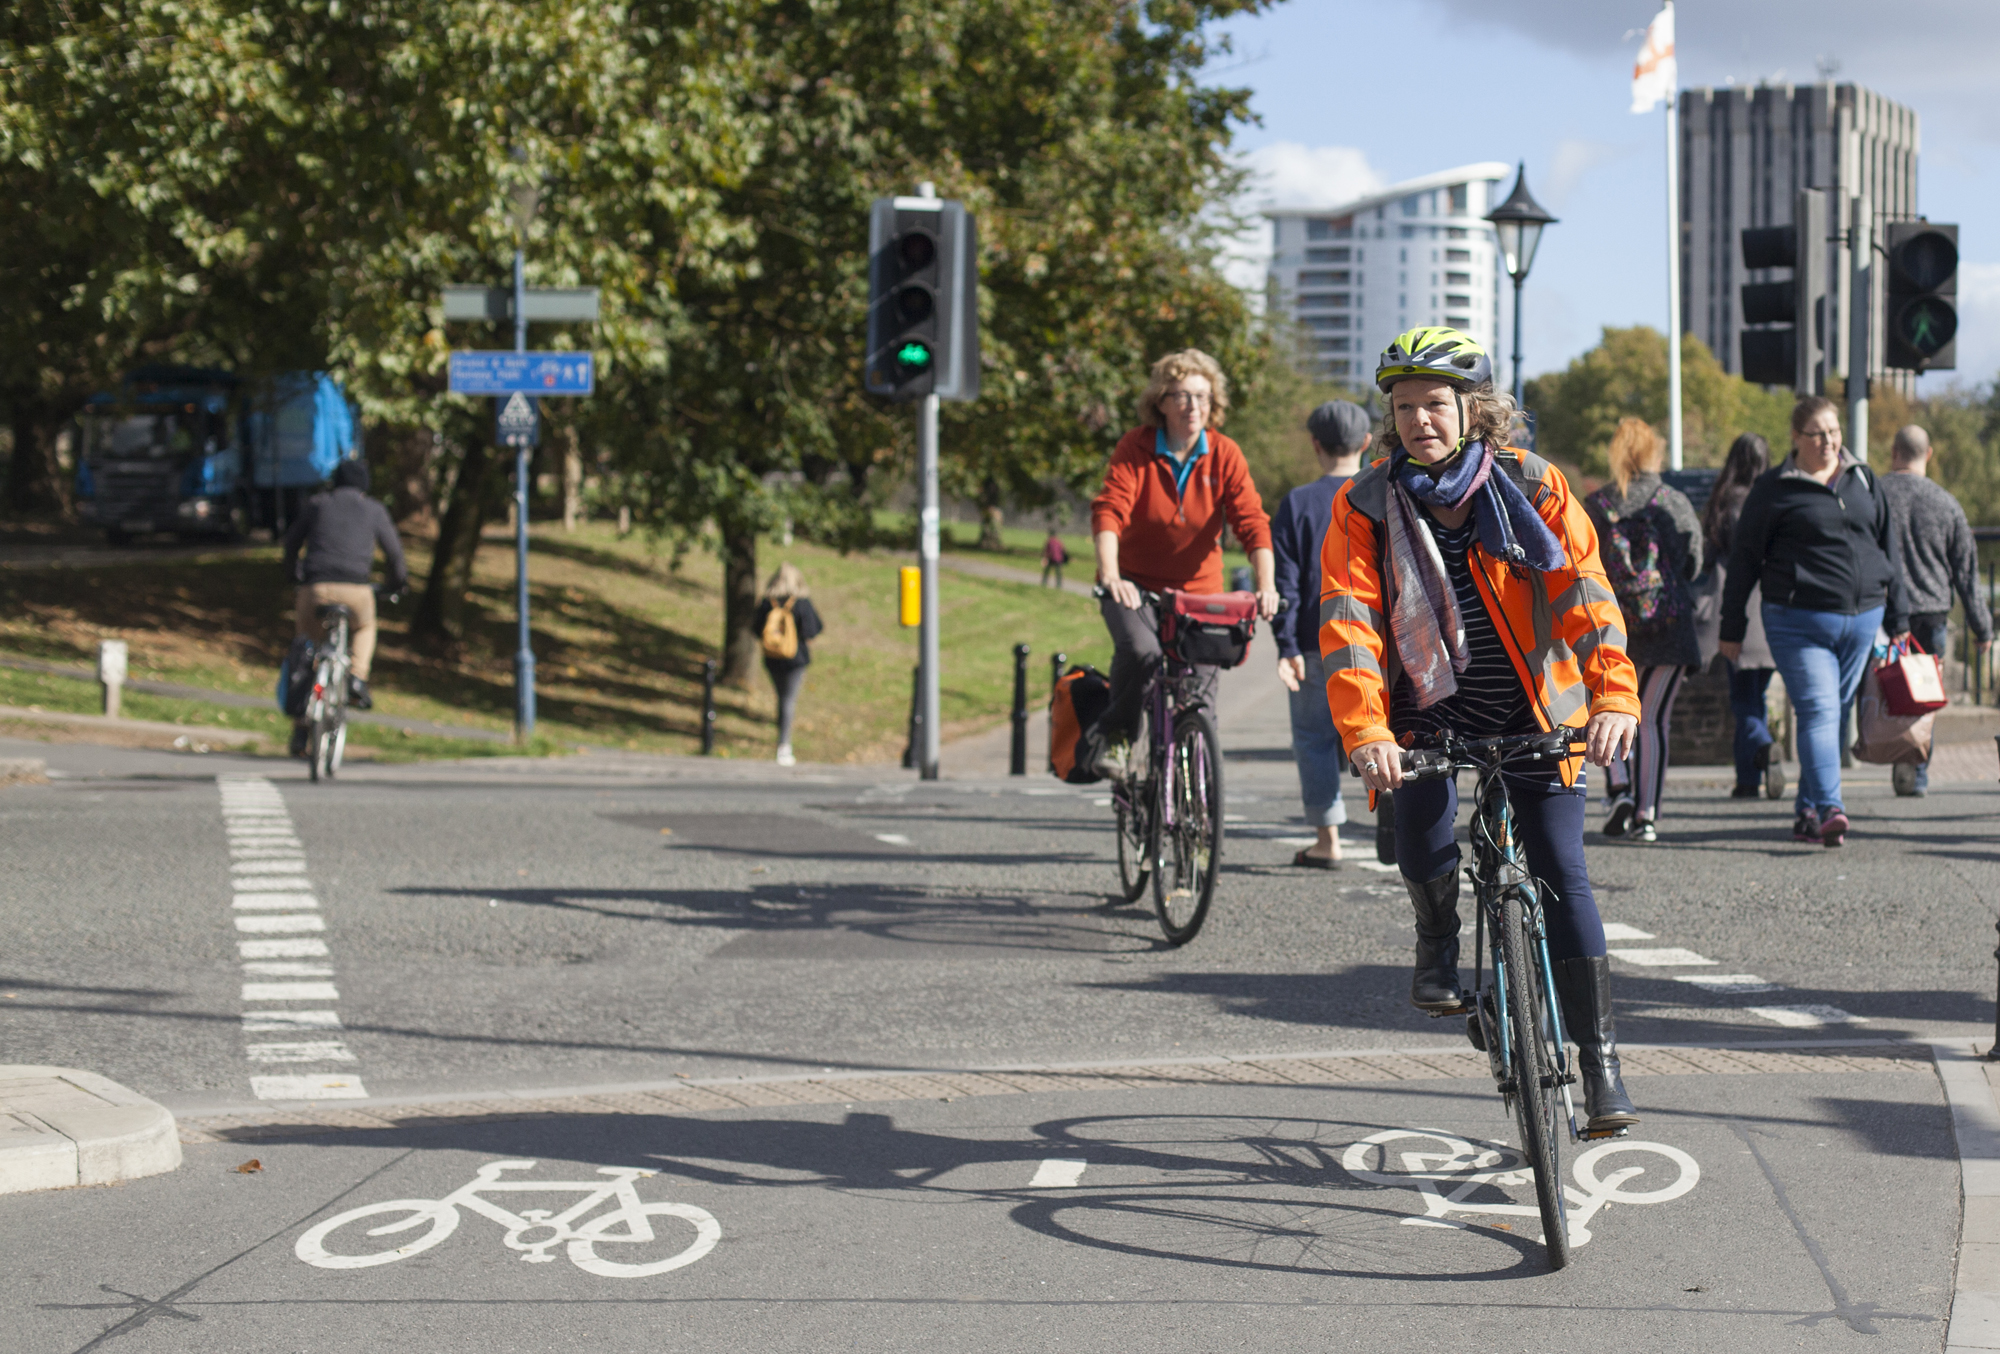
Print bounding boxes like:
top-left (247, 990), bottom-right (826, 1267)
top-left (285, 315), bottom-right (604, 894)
top-left (1048, 665), bottom-right (1111, 783)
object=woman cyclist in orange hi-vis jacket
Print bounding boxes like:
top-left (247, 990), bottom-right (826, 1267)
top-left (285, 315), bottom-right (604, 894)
top-left (1319, 328), bottom-right (1642, 1136)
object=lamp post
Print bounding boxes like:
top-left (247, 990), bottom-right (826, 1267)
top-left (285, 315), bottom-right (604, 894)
top-left (1486, 162), bottom-right (1558, 407)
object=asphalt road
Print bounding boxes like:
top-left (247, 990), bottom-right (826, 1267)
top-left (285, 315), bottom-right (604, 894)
top-left (1, 658), bottom-right (1993, 1350)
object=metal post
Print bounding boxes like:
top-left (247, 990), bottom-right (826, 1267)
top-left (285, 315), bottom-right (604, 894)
top-left (1509, 274), bottom-right (1525, 407)
top-left (1847, 198), bottom-right (1872, 458)
top-left (1665, 88), bottom-right (1684, 470)
top-left (511, 245), bottom-right (536, 742)
top-left (1050, 651), bottom-right (1067, 693)
top-left (1990, 912), bottom-right (2000, 1060)
top-left (917, 392), bottom-right (941, 779)
top-left (700, 658), bottom-right (717, 755)
top-left (1009, 643), bottom-right (1030, 776)
top-left (902, 665), bottom-right (921, 770)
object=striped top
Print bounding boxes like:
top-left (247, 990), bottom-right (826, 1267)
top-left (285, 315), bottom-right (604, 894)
top-left (1390, 515), bottom-right (1537, 742)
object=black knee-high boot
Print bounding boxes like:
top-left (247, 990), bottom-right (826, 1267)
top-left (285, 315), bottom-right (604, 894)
top-left (1552, 956), bottom-right (1639, 1131)
top-left (1404, 871), bottom-right (1465, 1012)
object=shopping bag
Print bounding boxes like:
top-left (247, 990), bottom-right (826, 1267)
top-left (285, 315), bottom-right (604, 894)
top-left (1854, 654), bottom-right (1934, 765)
top-left (1876, 636), bottom-right (1947, 716)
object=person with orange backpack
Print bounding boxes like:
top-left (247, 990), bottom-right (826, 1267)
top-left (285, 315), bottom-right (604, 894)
top-left (753, 563), bottom-right (823, 766)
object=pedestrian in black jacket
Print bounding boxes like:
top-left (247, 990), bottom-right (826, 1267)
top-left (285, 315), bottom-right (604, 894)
top-left (752, 563), bottom-right (823, 767)
top-left (1720, 396), bottom-right (1909, 847)
top-left (281, 459), bottom-right (408, 714)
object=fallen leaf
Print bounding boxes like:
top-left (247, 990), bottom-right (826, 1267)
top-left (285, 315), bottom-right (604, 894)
top-left (658, 827), bottom-right (673, 836)
top-left (1490, 1223), bottom-right (1511, 1232)
top-left (234, 1159), bottom-right (262, 1174)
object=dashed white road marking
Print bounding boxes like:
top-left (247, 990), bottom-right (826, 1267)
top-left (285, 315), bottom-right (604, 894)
top-left (1600, 922), bottom-right (1655, 941)
top-left (1675, 974), bottom-right (1785, 995)
top-left (1608, 947), bottom-right (1716, 967)
top-left (221, 777), bottom-right (365, 1101)
top-left (1745, 1005), bottom-right (1867, 1029)
top-left (873, 833), bottom-right (912, 846)
top-left (1029, 1159), bottom-right (1088, 1188)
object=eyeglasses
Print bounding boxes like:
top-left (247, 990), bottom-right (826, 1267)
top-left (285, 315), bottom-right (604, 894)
top-left (1798, 428), bottom-right (1840, 442)
top-left (1161, 391), bottom-right (1211, 406)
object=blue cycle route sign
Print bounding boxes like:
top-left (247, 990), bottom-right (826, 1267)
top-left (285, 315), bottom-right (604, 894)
top-left (448, 351), bottom-right (595, 396)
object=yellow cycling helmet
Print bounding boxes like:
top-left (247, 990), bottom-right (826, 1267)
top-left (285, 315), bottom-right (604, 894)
top-left (1375, 326), bottom-right (1493, 393)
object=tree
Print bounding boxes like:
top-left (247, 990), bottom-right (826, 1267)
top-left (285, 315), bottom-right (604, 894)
top-left (1524, 326), bottom-right (1793, 476)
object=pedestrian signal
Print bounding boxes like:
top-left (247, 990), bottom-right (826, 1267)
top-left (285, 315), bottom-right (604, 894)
top-left (867, 197), bottom-right (979, 403)
top-left (1737, 189), bottom-right (1827, 391)
top-left (1884, 221), bottom-right (1957, 372)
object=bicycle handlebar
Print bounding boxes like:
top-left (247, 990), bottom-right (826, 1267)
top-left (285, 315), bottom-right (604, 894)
top-left (1089, 584), bottom-right (1288, 612)
top-left (1399, 728), bottom-right (1587, 781)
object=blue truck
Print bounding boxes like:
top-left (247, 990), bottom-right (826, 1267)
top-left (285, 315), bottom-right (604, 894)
top-left (75, 367), bottom-right (359, 543)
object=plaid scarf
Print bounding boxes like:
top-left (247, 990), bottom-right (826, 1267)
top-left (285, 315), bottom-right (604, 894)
top-left (1384, 441), bottom-right (1565, 709)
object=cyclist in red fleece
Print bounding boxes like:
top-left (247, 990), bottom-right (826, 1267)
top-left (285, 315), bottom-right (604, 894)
top-left (1084, 348), bottom-right (1276, 776)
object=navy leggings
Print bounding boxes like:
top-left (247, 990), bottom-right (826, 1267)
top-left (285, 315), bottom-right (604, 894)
top-left (1392, 774), bottom-right (1608, 961)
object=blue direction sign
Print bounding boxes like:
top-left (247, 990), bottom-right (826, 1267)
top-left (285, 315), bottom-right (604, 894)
top-left (448, 351), bottom-right (594, 396)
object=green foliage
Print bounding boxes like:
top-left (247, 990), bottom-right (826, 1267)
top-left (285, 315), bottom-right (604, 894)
top-left (1524, 326), bottom-right (1793, 475)
top-left (1225, 320), bottom-right (1370, 512)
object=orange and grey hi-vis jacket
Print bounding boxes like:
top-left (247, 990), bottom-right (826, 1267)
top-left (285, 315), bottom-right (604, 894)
top-left (1316, 446), bottom-right (1640, 787)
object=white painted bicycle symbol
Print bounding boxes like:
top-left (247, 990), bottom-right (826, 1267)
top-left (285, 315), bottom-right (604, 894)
top-left (296, 1159), bottom-right (721, 1277)
top-left (1342, 1128), bottom-right (1698, 1247)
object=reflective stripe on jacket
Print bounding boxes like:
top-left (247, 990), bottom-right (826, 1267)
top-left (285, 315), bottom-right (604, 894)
top-left (1316, 447), bottom-right (1640, 786)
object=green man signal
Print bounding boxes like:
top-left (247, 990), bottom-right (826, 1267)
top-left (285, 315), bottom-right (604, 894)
top-left (1884, 221), bottom-right (1958, 372)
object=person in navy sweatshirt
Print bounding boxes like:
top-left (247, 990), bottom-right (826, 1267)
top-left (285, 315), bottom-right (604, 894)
top-left (1272, 400), bottom-right (1371, 867)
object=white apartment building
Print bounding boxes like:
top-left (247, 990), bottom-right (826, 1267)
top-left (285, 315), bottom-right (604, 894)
top-left (1263, 162), bottom-right (1513, 383)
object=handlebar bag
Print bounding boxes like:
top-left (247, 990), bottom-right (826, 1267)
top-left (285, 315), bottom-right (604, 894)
top-left (1048, 664), bottom-right (1111, 784)
top-left (1161, 590), bottom-right (1258, 668)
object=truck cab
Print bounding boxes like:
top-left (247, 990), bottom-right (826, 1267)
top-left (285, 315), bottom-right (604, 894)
top-left (76, 368), bottom-right (245, 543)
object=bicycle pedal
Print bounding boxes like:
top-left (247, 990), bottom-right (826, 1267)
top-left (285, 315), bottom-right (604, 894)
top-left (1580, 1125), bottom-right (1631, 1141)
top-left (1425, 1004), bottom-right (1472, 1019)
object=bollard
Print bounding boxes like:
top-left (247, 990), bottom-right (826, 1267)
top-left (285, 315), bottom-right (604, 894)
top-left (902, 665), bottom-right (921, 770)
top-left (700, 658), bottom-right (718, 755)
top-left (1049, 651), bottom-right (1067, 694)
top-left (97, 640), bottom-right (128, 719)
top-left (1010, 643), bottom-right (1031, 776)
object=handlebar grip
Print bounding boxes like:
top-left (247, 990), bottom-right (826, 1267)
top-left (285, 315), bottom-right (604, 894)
top-left (1400, 749), bottom-right (1451, 781)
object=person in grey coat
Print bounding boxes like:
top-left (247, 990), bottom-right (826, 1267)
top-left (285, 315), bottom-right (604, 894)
top-left (1583, 418), bottom-right (1701, 842)
top-left (1881, 424), bottom-right (1995, 795)
top-left (1700, 433), bottom-right (1781, 798)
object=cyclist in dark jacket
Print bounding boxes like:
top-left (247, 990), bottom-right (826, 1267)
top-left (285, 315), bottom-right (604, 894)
top-left (1721, 396), bottom-right (1908, 846)
top-left (282, 459), bottom-right (408, 722)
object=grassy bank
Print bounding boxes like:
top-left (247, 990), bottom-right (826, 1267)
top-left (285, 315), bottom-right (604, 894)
top-left (0, 522), bottom-right (1117, 762)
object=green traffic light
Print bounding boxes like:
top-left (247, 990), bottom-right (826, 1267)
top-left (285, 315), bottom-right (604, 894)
top-left (896, 341), bottom-right (933, 370)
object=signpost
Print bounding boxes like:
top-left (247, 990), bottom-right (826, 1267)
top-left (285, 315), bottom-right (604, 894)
top-left (443, 253), bottom-right (598, 742)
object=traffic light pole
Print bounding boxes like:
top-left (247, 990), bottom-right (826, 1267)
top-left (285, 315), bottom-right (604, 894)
top-left (1847, 200), bottom-right (1872, 462)
top-left (512, 245), bottom-right (536, 741)
top-left (916, 392), bottom-right (941, 780)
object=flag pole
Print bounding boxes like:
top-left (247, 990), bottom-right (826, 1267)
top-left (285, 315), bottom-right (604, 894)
top-left (1662, 2), bottom-right (1683, 471)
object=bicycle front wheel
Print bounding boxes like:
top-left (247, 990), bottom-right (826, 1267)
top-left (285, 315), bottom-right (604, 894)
top-left (1151, 708), bottom-right (1222, 946)
top-left (1500, 887), bottom-right (1569, 1269)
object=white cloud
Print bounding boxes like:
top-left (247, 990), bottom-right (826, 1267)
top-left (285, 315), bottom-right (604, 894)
top-left (1218, 142), bottom-right (1387, 294)
top-left (1544, 139), bottom-right (1634, 211)
top-left (1936, 261), bottom-right (2000, 387)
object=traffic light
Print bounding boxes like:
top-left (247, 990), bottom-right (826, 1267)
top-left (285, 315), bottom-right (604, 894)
top-left (1883, 221), bottom-right (1957, 372)
top-left (1738, 188), bottom-right (1828, 391)
top-left (866, 197), bottom-right (979, 402)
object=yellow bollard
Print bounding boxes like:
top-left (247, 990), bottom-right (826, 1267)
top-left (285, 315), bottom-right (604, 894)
top-left (898, 566), bottom-right (921, 628)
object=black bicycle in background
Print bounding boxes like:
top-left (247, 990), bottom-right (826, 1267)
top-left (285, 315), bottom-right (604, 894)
top-left (1399, 726), bottom-right (1624, 1270)
top-left (297, 585), bottom-right (397, 783)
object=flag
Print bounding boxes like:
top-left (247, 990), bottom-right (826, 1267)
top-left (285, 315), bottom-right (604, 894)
top-left (1631, 3), bottom-right (1676, 114)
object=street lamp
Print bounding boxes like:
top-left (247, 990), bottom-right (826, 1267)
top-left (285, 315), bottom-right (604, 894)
top-left (1486, 162), bottom-right (1558, 406)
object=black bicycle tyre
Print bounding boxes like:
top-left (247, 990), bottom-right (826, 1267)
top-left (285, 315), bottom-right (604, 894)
top-left (1500, 888), bottom-right (1570, 1269)
top-left (1115, 795), bottom-right (1152, 902)
top-left (1152, 708), bottom-right (1221, 946)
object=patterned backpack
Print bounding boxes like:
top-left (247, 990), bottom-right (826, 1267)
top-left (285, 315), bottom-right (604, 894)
top-left (1588, 482), bottom-right (1687, 644)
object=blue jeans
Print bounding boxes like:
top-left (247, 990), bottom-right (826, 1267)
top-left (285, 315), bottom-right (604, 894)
top-left (1729, 665), bottom-right (1776, 792)
top-left (1762, 602), bottom-right (1884, 817)
top-left (1288, 652), bottom-right (1348, 827)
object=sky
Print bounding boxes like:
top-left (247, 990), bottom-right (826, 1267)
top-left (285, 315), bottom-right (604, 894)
top-left (1204, 0), bottom-right (2000, 394)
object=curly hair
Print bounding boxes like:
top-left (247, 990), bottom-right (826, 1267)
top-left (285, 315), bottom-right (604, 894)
top-left (1376, 381), bottom-right (1520, 455)
top-left (1138, 349), bottom-right (1230, 430)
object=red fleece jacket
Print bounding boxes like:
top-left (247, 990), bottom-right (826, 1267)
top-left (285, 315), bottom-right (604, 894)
top-left (1090, 427), bottom-right (1273, 595)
